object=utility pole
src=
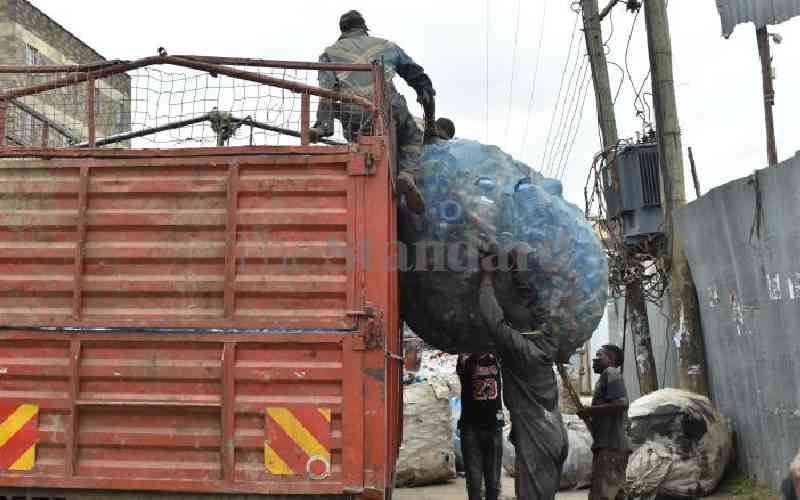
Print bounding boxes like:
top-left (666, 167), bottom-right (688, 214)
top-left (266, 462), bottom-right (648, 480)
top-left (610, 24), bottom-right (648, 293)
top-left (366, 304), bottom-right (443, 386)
top-left (643, 0), bottom-right (709, 396)
top-left (582, 0), bottom-right (617, 150)
top-left (582, 0), bottom-right (659, 395)
top-left (756, 27), bottom-right (778, 166)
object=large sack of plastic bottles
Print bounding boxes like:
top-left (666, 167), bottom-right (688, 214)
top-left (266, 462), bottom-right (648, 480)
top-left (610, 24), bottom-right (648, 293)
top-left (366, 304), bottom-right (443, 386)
top-left (398, 139), bottom-right (608, 358)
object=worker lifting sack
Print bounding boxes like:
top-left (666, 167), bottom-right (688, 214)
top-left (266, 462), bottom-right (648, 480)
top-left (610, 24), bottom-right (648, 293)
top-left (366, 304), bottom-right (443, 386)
top-left (399, 139), bottom-right (608, 358)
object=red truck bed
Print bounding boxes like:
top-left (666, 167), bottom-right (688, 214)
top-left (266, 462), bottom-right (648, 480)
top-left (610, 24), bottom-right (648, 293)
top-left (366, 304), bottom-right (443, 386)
top-left (0, 57), bottom-right (401, 499)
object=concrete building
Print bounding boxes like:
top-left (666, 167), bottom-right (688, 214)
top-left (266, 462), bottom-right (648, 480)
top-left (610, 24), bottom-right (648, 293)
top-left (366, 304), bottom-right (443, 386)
top-left (0, 0), bottom-right (130, 146)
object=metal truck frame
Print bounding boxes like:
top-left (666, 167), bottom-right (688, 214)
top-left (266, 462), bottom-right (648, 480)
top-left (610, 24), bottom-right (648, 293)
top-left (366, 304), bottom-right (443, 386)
top-left (0, 56), bottom-right (402, 499)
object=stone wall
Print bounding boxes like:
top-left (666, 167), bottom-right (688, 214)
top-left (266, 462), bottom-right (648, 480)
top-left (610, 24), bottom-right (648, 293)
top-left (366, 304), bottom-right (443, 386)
top-left (0, 0), bottom-right (130, 145)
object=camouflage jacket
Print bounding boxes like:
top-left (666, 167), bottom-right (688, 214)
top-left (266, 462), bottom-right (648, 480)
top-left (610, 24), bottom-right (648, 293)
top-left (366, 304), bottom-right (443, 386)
top-left (318, 29), bottom-right (433, 100)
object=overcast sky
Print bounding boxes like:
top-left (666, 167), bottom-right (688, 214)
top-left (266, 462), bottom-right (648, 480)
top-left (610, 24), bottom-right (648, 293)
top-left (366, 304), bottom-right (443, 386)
top-left (30, 0), bottom-right (800, 207)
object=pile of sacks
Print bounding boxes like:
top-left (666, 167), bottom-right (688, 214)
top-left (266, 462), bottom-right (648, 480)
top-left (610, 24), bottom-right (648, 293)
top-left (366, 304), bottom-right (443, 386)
top-left (626, 388), bottom-right (733, 498)
top-left (395, 372), bottom-right (460, 487)
top-left (502, 413), bottom-right (594, 490)
top-left (399, 139), bottom-right (607, 358)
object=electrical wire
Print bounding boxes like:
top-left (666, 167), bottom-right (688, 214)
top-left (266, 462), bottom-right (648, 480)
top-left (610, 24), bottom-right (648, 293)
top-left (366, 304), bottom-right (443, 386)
top-left (544, 33), bottom-right (585, 177)
top-left (609, 61), bottom-right (626, 104)
top-left (543, 24), bottom-right (584, 176)
top-left (540, 12), bottom-right (580, 174)
top-left (485, 0), bottom-right (490, 144)
top-left (556, 69), bottom-right (593, 180)
top-left (520, 0), bottom-right (549, 160)
top-left (503, 0), bottom-right (523, 150)
top-left (549, 57), bottom-right (589, 177)
top-left (624, 8), bottom-right (649, 126)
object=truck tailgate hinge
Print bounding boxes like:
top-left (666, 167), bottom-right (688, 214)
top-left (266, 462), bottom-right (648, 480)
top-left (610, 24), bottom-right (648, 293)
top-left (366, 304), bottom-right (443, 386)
top-left (348, 152), bottom-right (377, 176)
top-left (348, 306), bottom-right (384, 350)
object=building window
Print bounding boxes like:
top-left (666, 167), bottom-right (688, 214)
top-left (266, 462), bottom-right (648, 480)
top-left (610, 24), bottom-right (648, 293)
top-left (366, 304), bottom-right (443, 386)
top-left (16, 110), bottom-right (34, 144)
top-left (24, 44), bottom-right (40, 65)
top-left (115, 102), bottom-right (126, 133)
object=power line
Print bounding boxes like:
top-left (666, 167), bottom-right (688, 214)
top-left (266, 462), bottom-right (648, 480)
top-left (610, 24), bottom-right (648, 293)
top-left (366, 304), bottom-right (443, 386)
top-left (545, 53), bottom-right (584, 175)
top-left (624, 8), bottom-right (649, 125)
top-left (553, 60), bottom-right (591, 178)
top-left (610, 61), bottom-right (626, 104)
top-left (540, 12), bottom-right (581, 174)
top-left (485, 0), bottom-right (490, 143)
top-left (556, 69), bottom-right (593, 180)
top-left (520, 0), bottom-right (549, 160)
top-left (503, 0), bottom-right (523, 150)
top-left (548, 56), bottom-right (589, 177)
top-left (544, 30), bottom-right (585, 176)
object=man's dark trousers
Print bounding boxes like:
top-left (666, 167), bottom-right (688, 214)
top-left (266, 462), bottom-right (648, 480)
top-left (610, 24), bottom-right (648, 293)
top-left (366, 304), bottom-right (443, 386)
top-left (460, 424), bottom-right (502, 500)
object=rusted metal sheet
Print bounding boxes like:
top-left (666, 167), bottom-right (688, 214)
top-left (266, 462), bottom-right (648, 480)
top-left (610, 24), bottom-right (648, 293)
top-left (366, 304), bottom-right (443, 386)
top-left (716, 0), bottom-right (800, 36)
top-left (0, 152), bottom-right (369, 329)
top-left (0, 141), bottom-right (398, 498)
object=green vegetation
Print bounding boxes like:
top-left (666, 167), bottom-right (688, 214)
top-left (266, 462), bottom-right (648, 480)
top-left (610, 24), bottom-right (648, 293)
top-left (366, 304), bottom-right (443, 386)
top-left (716, 470), bottom-right (780, 500)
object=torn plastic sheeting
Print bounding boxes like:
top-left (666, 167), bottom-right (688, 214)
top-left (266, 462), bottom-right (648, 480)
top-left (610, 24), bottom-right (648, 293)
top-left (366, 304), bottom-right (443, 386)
top-left (502, 413), bottom-right (593, 490)
top-left (395, 378), bottom-right (458, 487)
top-left (626, 388), bottom-right (733, 498)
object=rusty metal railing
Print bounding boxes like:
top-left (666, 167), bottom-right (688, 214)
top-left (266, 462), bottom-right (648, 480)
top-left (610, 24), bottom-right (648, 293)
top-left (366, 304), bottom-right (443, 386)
top-left (0, 54), bottom-right (389, 153)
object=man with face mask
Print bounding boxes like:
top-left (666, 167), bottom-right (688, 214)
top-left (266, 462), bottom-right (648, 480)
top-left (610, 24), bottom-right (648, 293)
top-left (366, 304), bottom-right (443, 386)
top-left (577, 344), bottom-right (631, 500)
top-left (478, 244), bottom-right (568, 500)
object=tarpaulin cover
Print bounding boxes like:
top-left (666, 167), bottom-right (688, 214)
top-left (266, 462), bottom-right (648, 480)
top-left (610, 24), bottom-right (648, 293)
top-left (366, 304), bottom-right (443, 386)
top-left (502, 414), bottom-right (593, 490)
top-left (399, 139), bottom-right (608, 356)
top-left (626, 388), bottom-right (733, 498)
top-left (395, 378), bottom-right (458, 487)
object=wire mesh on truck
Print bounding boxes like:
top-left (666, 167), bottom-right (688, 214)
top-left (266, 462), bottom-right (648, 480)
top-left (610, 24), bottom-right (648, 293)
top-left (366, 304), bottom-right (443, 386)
top-left (0, 54), bottom-right (389, 150)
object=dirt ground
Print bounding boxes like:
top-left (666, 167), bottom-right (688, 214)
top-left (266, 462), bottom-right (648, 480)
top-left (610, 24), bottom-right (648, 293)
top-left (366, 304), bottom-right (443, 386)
top-left (393, 476), bottom-right (749, 500)
top-left (394, 476), bottom-right (586, 500)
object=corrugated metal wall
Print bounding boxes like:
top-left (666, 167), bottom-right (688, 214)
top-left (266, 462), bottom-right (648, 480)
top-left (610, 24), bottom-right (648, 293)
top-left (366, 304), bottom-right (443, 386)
top-left (674, 152), bottom-right (800, 488)
top-left (716, 0), bottom-right (800, 36)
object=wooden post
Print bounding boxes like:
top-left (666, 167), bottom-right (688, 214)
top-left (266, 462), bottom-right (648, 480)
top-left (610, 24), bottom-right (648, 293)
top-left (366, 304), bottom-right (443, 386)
top-left (627, 276), bottom-right (659, 395)
top-left (644, 0), bottom-right (709, 396)
top-left (583, 0), bottom-right (659, 391)
top-left (756, 26), bottom-right (778, 166)
top-left (582, 0), bottom-right (618, 150)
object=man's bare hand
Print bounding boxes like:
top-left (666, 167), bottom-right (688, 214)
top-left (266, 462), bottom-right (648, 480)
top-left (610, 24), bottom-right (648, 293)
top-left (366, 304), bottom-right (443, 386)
top-left (475, 232), bottom-right (498, 256)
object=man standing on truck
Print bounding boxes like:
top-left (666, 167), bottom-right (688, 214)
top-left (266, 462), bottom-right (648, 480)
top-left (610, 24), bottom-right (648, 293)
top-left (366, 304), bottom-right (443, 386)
top-left (478, 243), bottom-right (568, 500)
top-left (456, 352), bottom-right (504, 500)
top-left (309, 9), bottom-right (435, 214)
top-left (577, 344), bottom-right (630, 500)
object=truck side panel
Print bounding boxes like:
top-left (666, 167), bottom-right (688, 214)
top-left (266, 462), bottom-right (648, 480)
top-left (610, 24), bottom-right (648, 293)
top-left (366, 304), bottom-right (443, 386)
top-left (0, 142), bottom-right (397, 498)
